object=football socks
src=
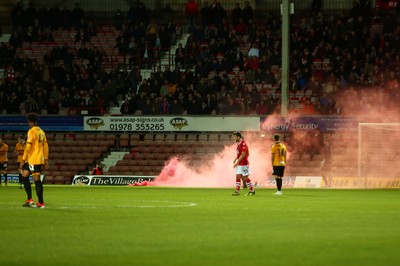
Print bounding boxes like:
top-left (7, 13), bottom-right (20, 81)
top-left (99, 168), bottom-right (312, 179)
top-left (23, 177), bottom-right (32, 200)
top-left (34, 180), bottom-right (44, 204)
top-left (235, 177), bottom-right (241, 191)
top-left (246, 180), bottom-right (254, 192)
top-left (276, 178), bottom-right (282, 191)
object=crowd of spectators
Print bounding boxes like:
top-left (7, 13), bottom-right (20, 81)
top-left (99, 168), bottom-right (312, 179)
top-left (0, 0), bottom-right (399, 117)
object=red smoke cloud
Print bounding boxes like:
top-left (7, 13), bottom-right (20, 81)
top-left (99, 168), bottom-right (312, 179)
top-left (155, 134), bottom-right (275, 188)
top-left (335, 85), bottom-right (399, 118)
top-left (154, 82), bottom-right (399, 187)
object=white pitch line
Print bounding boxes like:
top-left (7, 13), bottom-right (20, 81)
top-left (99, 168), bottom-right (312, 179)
top-left (0, 200), bottom-right (197, 209)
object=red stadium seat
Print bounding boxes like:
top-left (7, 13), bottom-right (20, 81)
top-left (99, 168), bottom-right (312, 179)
top-left (54, 176), bottom-right (65, 184)
top-left (129, 134), bottom-right (140, 146)
top-left (142, 153), bottom-right (156, 160)
top-left (44, 175), bottom-right (55, 184)
top-left (134, 159), bottom-right (148, 166)
top-left (86, 140), bottom-right (98, 146)
top-left (123, 153), bottom-right (134, 160)
top-left (96, 134), bottom-right (106, 141)
top-left (120, 134), bottom-right (130, 147)
top-left (74, 140), bottom-right (86, 147)
top-left (86, 134), bottom-right (96, 141)
top-left (197, 134), bottom-right (208, 142)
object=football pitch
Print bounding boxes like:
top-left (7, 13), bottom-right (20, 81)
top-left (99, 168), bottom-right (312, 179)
top-left (1, 186), bottom-right (399, 266)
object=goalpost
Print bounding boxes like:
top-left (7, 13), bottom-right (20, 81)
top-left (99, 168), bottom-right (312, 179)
top-left (358, 123), bottom-right (400, 188)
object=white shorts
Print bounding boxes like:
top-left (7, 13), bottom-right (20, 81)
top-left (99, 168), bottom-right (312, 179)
top-left (235, 165), bottom-right (251, 176)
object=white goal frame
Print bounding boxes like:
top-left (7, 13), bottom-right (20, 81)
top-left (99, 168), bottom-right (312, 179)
top-left (358, 123), bottom-right (400, 183)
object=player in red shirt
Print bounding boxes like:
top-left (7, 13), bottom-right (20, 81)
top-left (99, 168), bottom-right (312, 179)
top-left (232, 132), bottom-right (255, 196)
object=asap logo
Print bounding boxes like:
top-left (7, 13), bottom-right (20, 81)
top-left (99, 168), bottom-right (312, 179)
top-left (170, 118), bottom-right (188, 130)
top-left (86, 118), bottom-right (105, 130)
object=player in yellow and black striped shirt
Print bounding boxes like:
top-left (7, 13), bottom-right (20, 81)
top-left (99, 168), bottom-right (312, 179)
top-left (271, 134), bottom-right (287, 195)
top-left (15, 135), bottom-right (26, 189)
top-left (20, 113), bottom-right (49, 208)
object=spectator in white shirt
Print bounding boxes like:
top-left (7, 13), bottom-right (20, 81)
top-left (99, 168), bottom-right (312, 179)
top-left (248, 42), bottom-right (259, 58)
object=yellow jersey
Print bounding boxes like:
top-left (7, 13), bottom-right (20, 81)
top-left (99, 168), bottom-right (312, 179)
top-left (271, 142), bottom-right (287, 166)
top-left (0, 143), bottom-right (8, 162)
top-left (15, 142), bottom-right (26, 163)
top-left (23, 126), bottom-right (49, 165)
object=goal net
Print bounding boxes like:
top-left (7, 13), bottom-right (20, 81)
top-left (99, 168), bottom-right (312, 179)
top-left (358, 123), bottom-right (400, 188)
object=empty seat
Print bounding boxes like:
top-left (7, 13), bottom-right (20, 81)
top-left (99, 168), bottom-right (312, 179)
top-left (63, 153), bottom-right (75, 160)
top-left (123, 153), bottom-right (134, 160)
top-left (46, 133), bottom-right (55, 141)
top-left (86, 134), bottom-right (96, 141)
top-left (106, 134), bottom-right (116, 146)
top-left (69, 146), bottom-right (81, 153)
top-left (92, 146), bottom-right (103, 153)
top-left (44, 175), bottom-right (55, 184)
top-left (137, 146), bottom-right (154, 153)
top-left (128, 167), bottom-right (140, 173)
top-left (187, 134), bottom-right (197, 141)
top-left (164, 134), bottom-right (176, 142)
top-left (74, 140), bottom-right (87, 146)
top-left (175, 134), bottom-right (186, 143)
top-left (142, 166), bottom-right (154, 172)
top-left (136, 159), bottom-right (150, 166)
top-left (142, 153), bottom-right (155, 160)
top-left (198, 134), bottom-right (208, 142)
top-left (96, 134), bottom-right (106, 141)
top-left (154, 134), bottom-right (165, 141)
top-left (120, 134), bottom-right (130, 147)
top-left (149, 160), bottom-right (165, 167)
top-left (172, 146), bottom-right (186, 154)
top-left (108, 166), bottom-right (118, 172)
top-left (54, 176), bottom-right (65, 184)
top-left (52, 139), bottom-right (65, 147)
top-left (220, 134), bottom-right (233, 145)
top-left (130, 134), bottom-right (140, 146)
top-left (79, 146), bottom-right (93, 153)
top-left (86, 140), bottom-right (98, 146)
top-left (208, 134), bottom-right (219, 142)
top-left (154, 153), bottom-right (169, 160)
top-left (196, 147), bottom-right (208, 153)
top-left (160, 146), bottom-right (174, 153)
top-left (117, 160), bottom-right (129, 166)
top-left (69, 165), bottom-right (81, 173)
top-left (143, 134), bottom-right (155, 144)
top-left (208, 139), bottom-right (220, 146)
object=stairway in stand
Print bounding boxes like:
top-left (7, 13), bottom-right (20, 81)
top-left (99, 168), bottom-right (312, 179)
top-left (109, 33), bottom-right (190, 115)
top-left (100, 151), bottom-right (130, 173)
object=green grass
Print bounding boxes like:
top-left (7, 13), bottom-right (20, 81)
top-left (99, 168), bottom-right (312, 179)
top-left (1, 186), bottom-right (400, 266)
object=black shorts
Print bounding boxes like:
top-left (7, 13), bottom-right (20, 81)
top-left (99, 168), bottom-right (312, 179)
top-left (273, 166), bottom-right (285, 177)
top-left (0, 162), bottom-right (7, 170)
top-left (22, 163), bottom-right (42, 174)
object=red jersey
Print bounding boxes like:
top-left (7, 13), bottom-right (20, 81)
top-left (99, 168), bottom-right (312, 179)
top-left (91, 167), bottom-right (103, 175)
top-left (236, 139), bottom-right (250, 166)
